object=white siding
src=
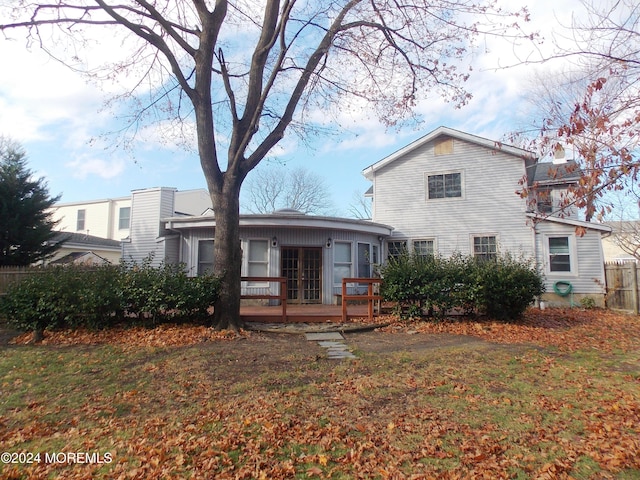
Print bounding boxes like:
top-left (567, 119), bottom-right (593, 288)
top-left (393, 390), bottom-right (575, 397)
top-left (51, 197), bottom-right (130, 240)
top-left (534, 221), bottom-right (607, 295)
top-left (371, 137), bottom-right (534, 259)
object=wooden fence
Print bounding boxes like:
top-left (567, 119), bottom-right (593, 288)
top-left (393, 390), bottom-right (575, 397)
top-left (0, 266), bottom-right (44, 296)
top-left (604, 261), bottom-right (639, 314)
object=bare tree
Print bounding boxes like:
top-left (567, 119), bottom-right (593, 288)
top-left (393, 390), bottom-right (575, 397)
top-left (243, 166), bottom-right (333, 214)
top-left (348, 189), bottom-right (372, 219)
top-left (519, 0), bottom-right (640, 222)
top-left (1, 1), bottom-right (531, 329)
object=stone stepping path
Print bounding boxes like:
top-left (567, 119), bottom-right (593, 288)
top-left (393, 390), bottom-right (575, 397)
top-left (305, 332), bottom-right (356, 360)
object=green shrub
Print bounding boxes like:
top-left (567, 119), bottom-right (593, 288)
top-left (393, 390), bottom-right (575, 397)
top-left (0, 259), bottom-right (221, 336)
top-left (473, 254), bottom-right (545, 320)
top-left (379, 252), bottom-right (544, 321)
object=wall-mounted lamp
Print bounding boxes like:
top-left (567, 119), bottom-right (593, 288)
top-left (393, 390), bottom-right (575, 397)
top-left (326, 237), bottom-right (332, 248)
top-left (378, 236), bottom-right (384, 243)
top-left (271, 236), bottom-right (278, 247)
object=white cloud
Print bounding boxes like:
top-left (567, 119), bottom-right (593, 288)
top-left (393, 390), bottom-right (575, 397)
top-left (66, 156), bottom-right (126, 180)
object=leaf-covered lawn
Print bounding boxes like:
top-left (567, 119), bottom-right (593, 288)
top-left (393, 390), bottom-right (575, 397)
top-left (1, 308), bottom-right (639, 479)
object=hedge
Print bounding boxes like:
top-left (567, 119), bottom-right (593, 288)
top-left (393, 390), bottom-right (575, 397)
top-left (0, 259), bottom-right (220, 337)
top-left (379, 252), bottom-right (545, 320)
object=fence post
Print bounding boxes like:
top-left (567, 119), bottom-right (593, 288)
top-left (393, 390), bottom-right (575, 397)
top-left (632, 262), bottom-right (639, 315)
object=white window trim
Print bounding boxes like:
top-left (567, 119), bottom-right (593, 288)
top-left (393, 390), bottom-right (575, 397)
top-left (470, 234), bottom-right (499, 260)
top-left (333, 241), bottom-right (353, 286)
top-left (544, 234), bottom-right (578, 277)
top-left (245, 238), bottom-right (270, 287)
top-left (387, 239), bottom-right (408, 260)
top-left (197, 239), bottom-right (215, 276)
top-left (412, 238), bottom-right (437, 258)
top-left (425, 170), bottom-right (465, 201)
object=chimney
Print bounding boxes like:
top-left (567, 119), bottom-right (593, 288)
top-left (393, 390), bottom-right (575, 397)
top-left (552, 144), bottom-right (567, 164)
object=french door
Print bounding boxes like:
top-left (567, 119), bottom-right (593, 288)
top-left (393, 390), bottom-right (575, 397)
top-left (281, 247), bottom-right (322, 304)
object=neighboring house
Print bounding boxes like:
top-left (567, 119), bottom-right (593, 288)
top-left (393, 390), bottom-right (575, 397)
top-left (49, 188), bottom-right (212, 263)
top-left (602, 221), bottom-right (640, 263)
top-left (362, 126), bottom-right (611, 306)
top-left (46, 232), bottom-right (122, 265)
top-left (97, 127), bottom-right (613, 307)
top-left (50, 188), bottom-right (212, 240)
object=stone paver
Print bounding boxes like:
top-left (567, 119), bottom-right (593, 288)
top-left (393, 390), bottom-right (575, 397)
top-left (305, 332), bottom-right (345, 341)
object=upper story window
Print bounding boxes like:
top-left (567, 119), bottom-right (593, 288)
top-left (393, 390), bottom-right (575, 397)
top-left (118, 207), bottom-right (131, 230)
top-left (427, 172), bottom-right (462, 199)
top-left (76, 209), bottom-right (86, 231)
top-left (473, 235), bottom-right (497, 261)
top-left (536, 189), bottom-right (553, 214)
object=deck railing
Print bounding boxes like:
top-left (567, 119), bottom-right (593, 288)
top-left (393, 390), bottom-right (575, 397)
top-left (241, 276), bottom-right (287, 322)
top-left (341, 277), bottom-right (383, 322)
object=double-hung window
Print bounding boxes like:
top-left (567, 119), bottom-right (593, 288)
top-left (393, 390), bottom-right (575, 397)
top-left (197, 240), bottom-right (214, 275)
top-left (118, 207), bottom-right (131, 230)
top-left (473, 235), bottom-right (497, 261)
top-left (427, 172), bottom-right (462, 199)
top-left (387, 240), bottom-right (407, 260)
top-left (247, 239), bottom-right (269, 285)
top-left (334, 242), bottom-right (352, 285)
top-left (548, 236), bottom-right (572, 272)
top-left (76, 209), bottom-right (86, 231)
top-left (413, 239), bottom-right (435, 259)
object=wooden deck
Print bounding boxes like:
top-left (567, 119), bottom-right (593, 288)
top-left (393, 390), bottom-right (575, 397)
top-left (240, 303), bottom-right (376, 323)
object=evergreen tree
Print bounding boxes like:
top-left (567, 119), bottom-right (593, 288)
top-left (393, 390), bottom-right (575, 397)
top-left (0, 138), bottom-right (62, 266)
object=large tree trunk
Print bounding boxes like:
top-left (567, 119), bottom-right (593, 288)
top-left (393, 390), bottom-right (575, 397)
top-left (211, 178), bottom-right (244, 331)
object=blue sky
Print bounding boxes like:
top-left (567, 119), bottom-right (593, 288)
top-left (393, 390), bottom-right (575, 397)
top-left (0, 1), bottom-right (580, 216)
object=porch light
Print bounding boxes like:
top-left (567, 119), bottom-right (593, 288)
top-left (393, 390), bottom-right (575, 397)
top-left (326, 237), bottom-right (332, 248)
top-left (272, 236), bottom-right (278, 247)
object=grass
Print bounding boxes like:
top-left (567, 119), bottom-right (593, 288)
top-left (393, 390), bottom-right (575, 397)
top-left (1, 317), bottom-right (640, 479)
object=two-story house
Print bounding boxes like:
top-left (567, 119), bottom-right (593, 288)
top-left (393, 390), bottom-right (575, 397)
top-left (363, 126), bottom-right (610, 305)
top-left (104, 127), bottom-right (612, 307)
top-left (48, 188), bottom-right (212, 264)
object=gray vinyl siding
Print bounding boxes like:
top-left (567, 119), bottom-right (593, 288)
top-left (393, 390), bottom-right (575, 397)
top-left (372, 137), bottom-right (534, 259)
top-left (122, 188), bottom-right (176, 266)
top-left (177, 226), bottom-right (383, 304)
top-left (534, 221), bottom-right (606, 295)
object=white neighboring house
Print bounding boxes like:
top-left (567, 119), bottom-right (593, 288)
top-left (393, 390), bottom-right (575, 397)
top-left (362, 126), bottom-right (611, 306)
top-left (49, 188), bottom-right (212, 264)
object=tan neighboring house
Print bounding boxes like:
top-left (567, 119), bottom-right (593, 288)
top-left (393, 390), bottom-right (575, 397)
top-left (602, 221), bottom-right (639, 263)
top-left (47, 232), bottom-right (122, 265)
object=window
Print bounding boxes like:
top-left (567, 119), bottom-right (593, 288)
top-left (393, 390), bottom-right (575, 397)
top-left (537, 189), bottom-right (553, 214)
top-left (248, 239), bottom-right (269, 284)
top-left (197, 240), bottom-right (214, 275)
top-left (427, 172), bottom-right (462, 199)
top-left (118, 207), bottom-right (131, 229)
top-left (473, 236), bottom-right (497, 261)
top-left (334, 242), bottom-right (352, 285)
top-left (548, 236), bottom-right (571, 272)
top-left (76, 209), bottom-right (86, 231)
top-left (413, 239), bottom-right (435, 259)
top-left (357, 243), bottom-right (371, 278)
top-left (387, 240), bottom-right (407, 260)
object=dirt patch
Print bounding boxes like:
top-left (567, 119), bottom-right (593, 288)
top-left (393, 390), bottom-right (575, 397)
top-left (0, 324), bottom-right (21, 346)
